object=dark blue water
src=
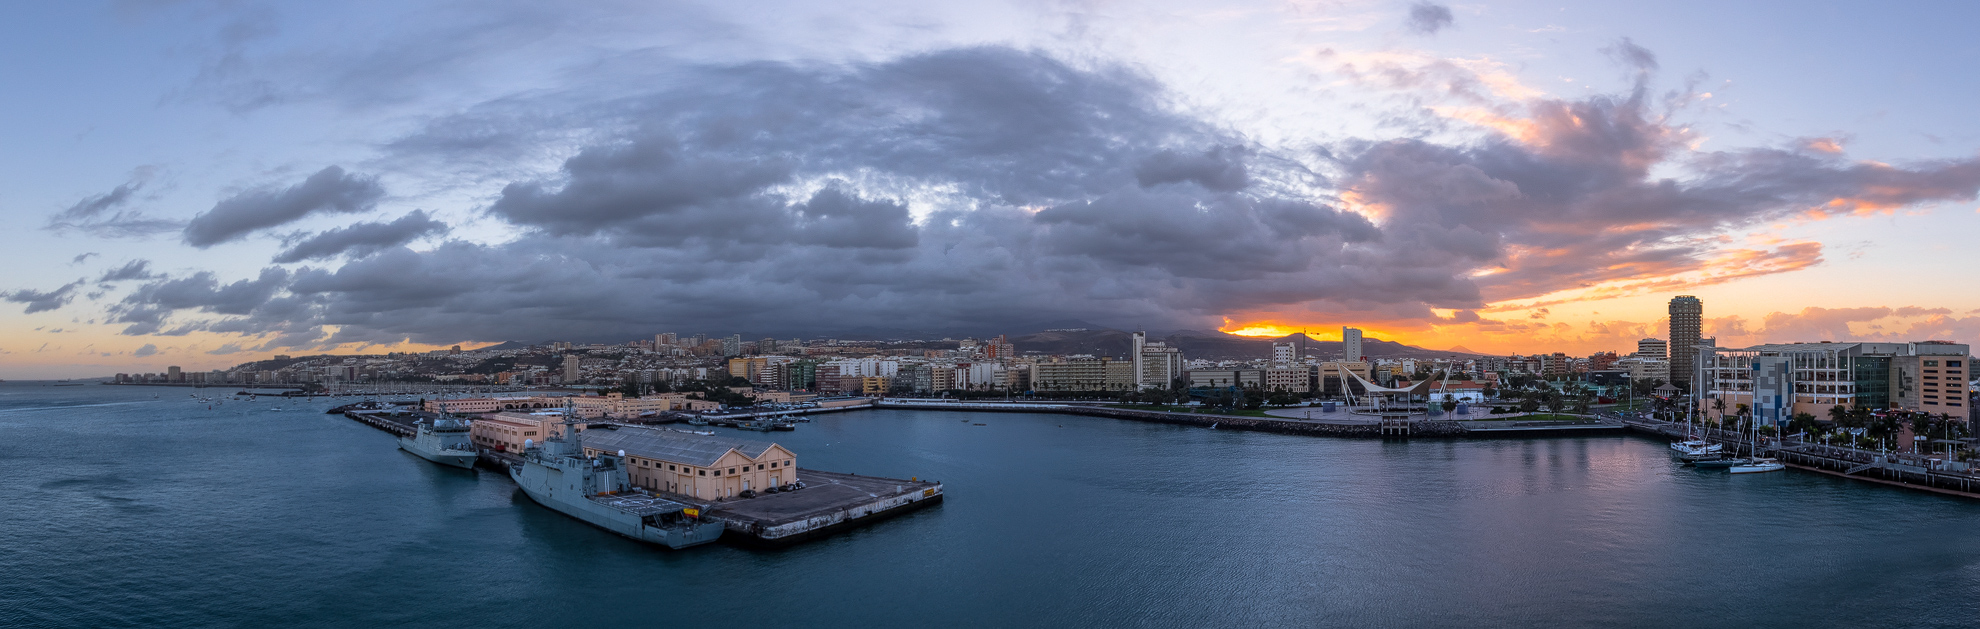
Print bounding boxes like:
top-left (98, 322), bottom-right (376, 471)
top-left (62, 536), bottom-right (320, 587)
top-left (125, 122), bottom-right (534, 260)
top-left (4, 381), bottom-right (1979, 628)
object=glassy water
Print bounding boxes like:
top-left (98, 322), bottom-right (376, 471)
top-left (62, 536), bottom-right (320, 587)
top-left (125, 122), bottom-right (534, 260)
top-left (3, 381), bottom-right (1979, 628)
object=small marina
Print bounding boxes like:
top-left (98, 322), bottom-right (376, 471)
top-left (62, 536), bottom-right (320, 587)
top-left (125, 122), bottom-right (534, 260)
top-left (1621, 413), bottom-right (1980, 497)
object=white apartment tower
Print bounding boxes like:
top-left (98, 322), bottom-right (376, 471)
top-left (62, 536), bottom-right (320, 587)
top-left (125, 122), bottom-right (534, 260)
top-left (1273, 341), bottom-right (1298, 366)
top-left (1131, 331), bottom-right (1185, 390)
top-left (1342, 327), bottom-right (1364, 362)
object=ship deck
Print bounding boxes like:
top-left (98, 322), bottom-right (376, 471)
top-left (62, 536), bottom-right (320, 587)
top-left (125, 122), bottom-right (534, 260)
top-left (590, 491), bottom-right (694, 517)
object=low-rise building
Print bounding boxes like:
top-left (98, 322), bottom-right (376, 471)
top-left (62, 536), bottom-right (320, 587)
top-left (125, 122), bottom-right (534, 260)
top-left (1697, 341), bottom-right (1971, 425)
top-left (580, 426), bottom-right (798, 500)
top-left (470, 412), bottom-right (580, 452)
top-left (1033, 357), bottom-right (1135, 391)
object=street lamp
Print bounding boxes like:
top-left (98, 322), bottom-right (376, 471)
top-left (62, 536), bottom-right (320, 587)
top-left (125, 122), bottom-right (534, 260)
top-left (1621, 373), bottom-right (1632, 411)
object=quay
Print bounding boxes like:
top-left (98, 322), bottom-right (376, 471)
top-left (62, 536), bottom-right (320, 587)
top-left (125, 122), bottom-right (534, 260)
top-left (699, 470), bottom-right (943, 546)
top-left (875, 398), bottom-right (1621, 439)
top-left (1616, 414), bottom-right (1980, 499)
top-left (343, 410), bottom-right (415, 437)
top-left (696, 397), bottom-right (876, 422)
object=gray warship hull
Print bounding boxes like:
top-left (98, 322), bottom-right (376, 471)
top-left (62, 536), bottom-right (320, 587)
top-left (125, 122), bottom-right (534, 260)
top-left (398, 435), bottom-right (478, 469)
top-left (509, 463), bottom-right (724, 549)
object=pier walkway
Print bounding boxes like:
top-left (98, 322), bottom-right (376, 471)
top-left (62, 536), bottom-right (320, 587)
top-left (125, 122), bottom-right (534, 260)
top-left (1614, 414), bottom-right (1980, 499)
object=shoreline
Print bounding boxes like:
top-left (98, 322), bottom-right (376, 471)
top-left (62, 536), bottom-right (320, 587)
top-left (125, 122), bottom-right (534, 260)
top-left (873, 401), bottom-right (1620, 439)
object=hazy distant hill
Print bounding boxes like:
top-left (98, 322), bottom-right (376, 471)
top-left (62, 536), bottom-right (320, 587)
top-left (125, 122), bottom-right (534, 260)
top-left (1009, 328), bottom-right (1483, 361)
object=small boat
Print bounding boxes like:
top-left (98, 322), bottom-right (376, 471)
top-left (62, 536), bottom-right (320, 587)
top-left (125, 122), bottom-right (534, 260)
top-left (1730, 458), bottom-right (1785, 474)
top-left (1691, 457), bottom-right (1740, 469)
top-left (1669, 439), bottom-right (1723, 455)
top-left (1210, 423), bottom-right (1219, 429)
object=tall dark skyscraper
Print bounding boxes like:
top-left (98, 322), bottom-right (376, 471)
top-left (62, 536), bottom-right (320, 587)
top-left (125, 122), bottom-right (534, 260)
top-left (1668, 295), bottom-right (1702, 389)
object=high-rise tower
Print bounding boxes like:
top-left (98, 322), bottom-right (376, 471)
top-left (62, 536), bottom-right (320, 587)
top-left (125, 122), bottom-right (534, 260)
top-left (1668, 296), bottom-right (1702, 389)
top-left (1342, 327), bottom-right (1364, 362)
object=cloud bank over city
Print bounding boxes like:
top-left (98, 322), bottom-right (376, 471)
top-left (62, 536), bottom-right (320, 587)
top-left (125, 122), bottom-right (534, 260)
top-left (8, 0), bottom-right (1980, 373)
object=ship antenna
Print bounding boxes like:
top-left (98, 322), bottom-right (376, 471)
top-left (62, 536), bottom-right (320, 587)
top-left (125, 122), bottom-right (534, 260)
top-left (563, 398), bottom-right (584, 455)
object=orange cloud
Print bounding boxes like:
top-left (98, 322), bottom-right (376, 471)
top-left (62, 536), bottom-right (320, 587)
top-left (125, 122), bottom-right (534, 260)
top-left (1805, 138), bottom-right (1844, 154)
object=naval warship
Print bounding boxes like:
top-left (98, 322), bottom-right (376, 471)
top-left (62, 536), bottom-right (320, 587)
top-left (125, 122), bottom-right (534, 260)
top-left (510, 415), bottom-right (724, 549)
top-left (398, 415), bottom-right (479, 469)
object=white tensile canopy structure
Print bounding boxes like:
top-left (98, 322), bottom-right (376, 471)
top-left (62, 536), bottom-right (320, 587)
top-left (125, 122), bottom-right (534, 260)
top-left (1340, 369), bottom-right (1456, 414)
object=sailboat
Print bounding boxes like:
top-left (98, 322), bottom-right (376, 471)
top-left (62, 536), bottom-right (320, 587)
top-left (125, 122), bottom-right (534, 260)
top-left (1728, 412), bottom-right (1784, 474)
top-left (1670, 409), bottom-right (1723, 460)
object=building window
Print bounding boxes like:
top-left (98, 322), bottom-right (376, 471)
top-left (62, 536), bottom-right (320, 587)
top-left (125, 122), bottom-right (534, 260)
top-left (729, 468), bottom-right (737, 474)
top-left (669, 465), bottom-right (677, 471)
top-left (770, 462), bottom-right (778, 468)
top-left (698, 470), bottom-right (706, 476)
top-left (715, 470), bottom-right (723, 476)
top-left (758, 464), bottom-right (765, 470)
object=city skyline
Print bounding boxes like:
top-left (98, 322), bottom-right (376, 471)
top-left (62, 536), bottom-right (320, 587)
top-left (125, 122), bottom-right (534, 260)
top-left (8, 1), bottom-right (1980, 379)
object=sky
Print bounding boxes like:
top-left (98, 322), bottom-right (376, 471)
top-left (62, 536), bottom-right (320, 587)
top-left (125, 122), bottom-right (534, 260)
top-left (5, 0), bottom-right (1980, 378)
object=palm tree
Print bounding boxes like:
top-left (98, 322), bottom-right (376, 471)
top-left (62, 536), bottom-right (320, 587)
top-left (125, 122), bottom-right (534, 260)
top-left (1828, 404), bottom-right (1849, 425)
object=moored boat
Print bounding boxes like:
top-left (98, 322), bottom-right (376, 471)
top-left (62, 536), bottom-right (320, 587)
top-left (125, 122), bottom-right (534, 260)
top-left (509, 415), bottom-right (724, 549)
top-left (398, 415), bottom-right (479, 469)
top-left (1729, 457), bottom-right (1785, 474)
top-left (1691, 457), bottom-right (1740, 469)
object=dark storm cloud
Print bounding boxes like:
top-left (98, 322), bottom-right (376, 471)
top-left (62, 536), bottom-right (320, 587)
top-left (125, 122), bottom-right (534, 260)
top-left (100, 44), bottom-right (1980, 348)
top-left (97, 260), bottom-right (160, 283)
top-left (111, 268), bottom-right (290, 335)
top-left (1134, 147), bottom-right (1250, 191)
top-left (1405, 2), bottom-right (1455, 35)
top-left (45, 179), bottom-right (185, 237)
top-left (3, 280), bottom-right (84, 314)
top-left (487, 138), bottom-right (793, 238)
top-left (182, 166), bottom-right (386, 247)
top-left (272, 210), bottom-right (449, 263)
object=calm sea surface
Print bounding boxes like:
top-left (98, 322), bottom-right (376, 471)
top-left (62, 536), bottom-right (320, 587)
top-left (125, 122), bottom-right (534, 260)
top-left (4, 381), bottom-right (1980, 628)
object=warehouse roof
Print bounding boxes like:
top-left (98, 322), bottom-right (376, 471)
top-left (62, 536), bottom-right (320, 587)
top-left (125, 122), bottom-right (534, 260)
top-left (581, 426), bottom-right (784, 467)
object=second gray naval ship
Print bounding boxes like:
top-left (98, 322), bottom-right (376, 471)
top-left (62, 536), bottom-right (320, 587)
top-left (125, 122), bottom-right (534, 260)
top-left (398, 415), bottom-right (478, 469)
top-left (510, 415), bottom-right (724, 549)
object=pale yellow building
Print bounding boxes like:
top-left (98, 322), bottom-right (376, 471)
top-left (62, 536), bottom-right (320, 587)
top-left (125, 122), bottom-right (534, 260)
top-left (581, 426), bottom-right (798, 500)
top-left (470, 412), bottom-right (582, 452)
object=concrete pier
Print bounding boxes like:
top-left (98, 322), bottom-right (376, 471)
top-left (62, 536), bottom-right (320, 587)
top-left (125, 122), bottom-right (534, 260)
top-left (701, 470), bottom-right (943, 546)
top-left (343, 410), bottom-right (414, 437)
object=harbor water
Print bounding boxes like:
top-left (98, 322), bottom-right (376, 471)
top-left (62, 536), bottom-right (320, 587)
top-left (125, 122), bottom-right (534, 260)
top-left (4, 381), bottom-right (1980, 627)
